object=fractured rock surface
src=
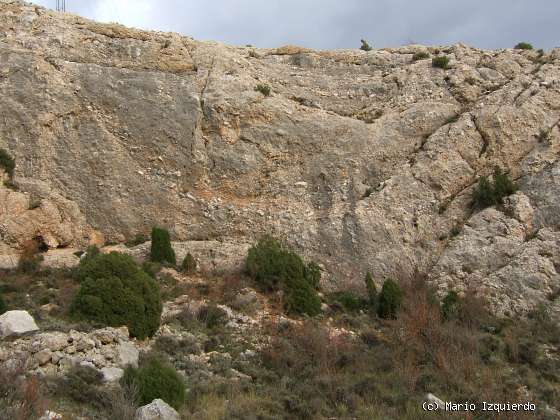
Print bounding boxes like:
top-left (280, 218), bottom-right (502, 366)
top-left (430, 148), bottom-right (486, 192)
top-left (1, 1), bottom-right (560, 315)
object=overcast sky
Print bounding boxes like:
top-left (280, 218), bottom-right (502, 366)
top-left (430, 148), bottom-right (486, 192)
top-left (32, 0), bottom-right (559, 50)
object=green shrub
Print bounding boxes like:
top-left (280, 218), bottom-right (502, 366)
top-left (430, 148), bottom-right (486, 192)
top-left (450, 225), bottom-right (461, 237)
top-left (246, 236), bottom-right (321, 316)
top-left (0, 293), bottom-right (6, 314)
top-left (412, 51), bottom-right (430, 61)
top-left (255, 84), bottom-right (271, 97)
top-left (150, 227), bottom-right (176, 266)
top-left (142, 261), bottom-right (162, 279)
top-left (432, 56), bottom-right (450, 69)
top-left (197, 304), bottom-right (227, 329)
top-left (377, 279), bottom-right (403, 319)
top-left (284, 271), bottom-right (322, 316)
top-left (126, 233), bottom-right (148, 247)
top-left (360, 39), bottom-right (372, 51)
top-left (445, 115), bottom-right (459, 125)
top-left (121, 355), bottom-right (186, 410)
top-left (0, 148), bottom-right (15, 178)
top-left (365, 272), bottom-right (377, 310)
top-left (246, 236), bottom-right (296, 290)
top-left (83, 245), bottom-right (100, 260)
top-left (53, 365), bottom-right (105, 408)
top-left (515, 42), bottom-right (533, 50)
top-left (441, 291), bottom-right (460, 321)
top-left (473, 166), bottom-right (517, 209)
top-left (181, 253), bottom-right (197, 274)
top-left (493, 166), bottom-right (517, 201)
top-left (331, 291), bottom-right (367, 312)
top-left (75, 249), bottom-right (137, 283)
top-left (472, 176), bottom-right (494, 208)
top-left (71, 252), bottom-right (162, 339)
top-left (304, 261), bottom-right (321, 289)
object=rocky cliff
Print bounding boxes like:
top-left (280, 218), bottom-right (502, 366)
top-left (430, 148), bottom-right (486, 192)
top-left (1, 0), bottom-right (559, 317)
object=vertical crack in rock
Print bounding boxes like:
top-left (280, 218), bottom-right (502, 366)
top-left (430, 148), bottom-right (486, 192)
top-left (471, 114), bottom-right (491, 158)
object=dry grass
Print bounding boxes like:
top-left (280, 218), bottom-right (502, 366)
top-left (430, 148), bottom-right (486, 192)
top-left (0, 368), bottom-right (49, 420)
top-left (271, 45), bottom-right (313, 56)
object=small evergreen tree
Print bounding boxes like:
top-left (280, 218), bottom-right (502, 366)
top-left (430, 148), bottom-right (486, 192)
top-left (473, 167), bottom-right (517, 209)
top-left (432, 56), bottom-right (450, 69)
top-left (284, 273), bottom-right (322, 316)
top-left (71, 252), bottom-right (162, 339)
top-left (246, 236), bottom-right (322, 316)
top-left (181, 253), bottom-right (197, 274)
top-left (377, 279), bottom-right (403, 319)
top-left (150, 227), bottom-right (176, 266)
top-left (246, 236), bottom-right (288, 291)
top-left (0, 148), bottom-right (15, 178)
top-left (304, 262), bottom-right (321, 289)
top-left (514, 42), bottom-right (533, 50)
top-left (255, 84), bottom-right (271, 96)
top-left (331, 291), bottom-right (367, 312)
top-left (472, 176), bottom-right (494, 208)
top-left (360, 39), bottom-right (373, 51)
top-left (121, 355), bottom-right (186, 410)
top-left (441, 290), bottom-right (460, 321)
top-left (365, 272), bottom-right (378, 310)
top-left (492, 166), bottom-right (517, 202)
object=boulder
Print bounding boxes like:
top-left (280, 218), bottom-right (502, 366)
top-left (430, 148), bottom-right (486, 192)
top-left (101, 366), bottom-right (124, 383)
top-left (41, 332), bottom-right (70, 352)
top-left (135, 399), bottom-right (180, 420)
top-left (231, 288), bottom-right (258, 310)
top-left (34, 349), bottom-right (53, 366)
top-left (426, 393), bottom-right (445, 409)
top-left (0, 310), bottom-right (39, 338)
top-left (117, 341), bottom-right (139, 368)
top-left (39, 411), bottom-right (63, 420)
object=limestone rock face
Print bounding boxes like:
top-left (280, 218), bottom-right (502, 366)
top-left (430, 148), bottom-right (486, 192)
top-left (101, 366), bottom-right (124, 383)
top-left (0, 310), bottom-right (39, 337)
top-left (135, 399), bottom-right (180, 420)
top-left (1, 1), bottom-right (560, 315)
top-left (0, 174), bottom-right (93, 254)
top-left (430, 192), bottom-right (560, 316)
top-left (0, 326), bottom-right (140, 376)
top-left (117, 341), bottom-right (140, 368)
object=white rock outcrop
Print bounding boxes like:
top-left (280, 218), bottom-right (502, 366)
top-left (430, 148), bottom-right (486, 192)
top-left (0, 310), bottom-right (39, 338)
top-left (0, 326), bottom-right (139, 377)
top-left (135, 399), bottom-right (180, 420)
top-left (1, 0), bottom-right (560, 318)
top-left (117, 341), bottom-right (140, 368)
top-left (101, 366), bottom-right (125, 383)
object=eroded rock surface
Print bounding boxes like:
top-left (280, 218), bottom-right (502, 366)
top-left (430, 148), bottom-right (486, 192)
top-left (0, 310), bottom-right (39, 337)
top-left (1, 1), bottom-right (560, 315)
top-left (0, 325), bottom-right (141, 376)
top-left (135, 399), bottom-right (180, 420)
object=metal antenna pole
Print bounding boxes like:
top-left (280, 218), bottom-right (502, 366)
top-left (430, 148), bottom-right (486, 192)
top-left (56, 0), bottom-right (66, 12)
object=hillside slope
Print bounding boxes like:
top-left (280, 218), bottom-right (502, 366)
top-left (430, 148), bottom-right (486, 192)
top-left (1, 0), bottom-right (560, 316)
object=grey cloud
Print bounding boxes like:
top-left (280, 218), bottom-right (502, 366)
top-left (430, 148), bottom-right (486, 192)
top-left (32, 0), bottom-right (560, 50)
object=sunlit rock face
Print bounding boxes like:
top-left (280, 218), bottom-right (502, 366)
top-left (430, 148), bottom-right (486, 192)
top-left (1, 1), bottom-right (560, 316)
